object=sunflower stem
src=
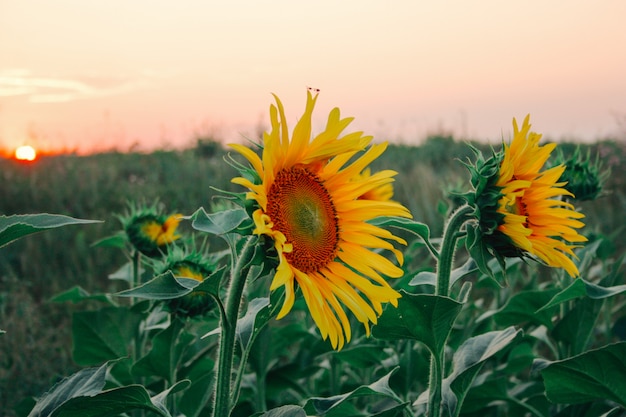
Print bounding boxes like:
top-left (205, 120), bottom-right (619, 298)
top-left (427, 204), bottom-right (473, 417)
top-left (212, 236), bottom-right (257, 417)
top-left (436, 204), bottom-right (473, 298)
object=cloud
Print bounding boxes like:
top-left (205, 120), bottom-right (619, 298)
top-left (0, 69), bottom-right (151, 103)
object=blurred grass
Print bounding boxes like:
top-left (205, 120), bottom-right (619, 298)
top-left (1, 135), bottom-right (624, 414)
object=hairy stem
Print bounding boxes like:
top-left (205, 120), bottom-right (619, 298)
top-left (212, 236), bottom-right (257, 417)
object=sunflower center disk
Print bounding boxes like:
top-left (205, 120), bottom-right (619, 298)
top-left (267, 167), bottom-right (339, 273)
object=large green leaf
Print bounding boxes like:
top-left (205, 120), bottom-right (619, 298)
top-left (45, 380), bottom-right (188, 417)
top-left (372, 291), bottom-right (463, 356)
top-left (116, 266), bottom-right (225, 301)
top-left (188, 207), bottom-right (249, 235)
top-left (116, 271), bottom-right (194, 300)
top-left (409, 258), bottom-right (477, 289)
top-left (28, 361), bottom-right (188, 417)
top-left (72, 307), bottom-right (142, 366)
top-left (27, 362), bottom-right (108, 417)
top-left (539, 278), bottom-right (626, 312)
top-left (302, 369), bottom-right (404, 415)
top-left (482, 289), bottom-right (559, 329)
top-left (442, 327), bottom-right (522, 417)
top-left (251, 405), bottom-right (307, 417)
top-left (540, 342), bottom-right (626, 407)
top-left (0, 213), bottom-right (101, 248)
top-left (50, 285), bottom-right (116, 305)
top-left (369, 216), bottom-right (436, 256)
top-left (133, 319), bottom-right (192, 381)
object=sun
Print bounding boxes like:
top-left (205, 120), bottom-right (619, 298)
top-left (15, 145), bottom-right (37, 161)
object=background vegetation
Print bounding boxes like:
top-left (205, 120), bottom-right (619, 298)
top-left (1, 135), bottom-right (624, 416)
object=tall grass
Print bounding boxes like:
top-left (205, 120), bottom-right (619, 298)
top-left (1, 136), bottom-right (624, 415)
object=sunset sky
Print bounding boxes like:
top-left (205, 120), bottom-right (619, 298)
top-left (1, 1), bottom-right (625, 154)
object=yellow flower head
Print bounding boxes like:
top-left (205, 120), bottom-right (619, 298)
top-left (467, 115), bottom-right (587, 277)
top-left (230, 91), bottom-right (412, 349)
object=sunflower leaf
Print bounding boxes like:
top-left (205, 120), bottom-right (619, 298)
top-left (188, 207), bottom-right (249, 236)
top-left (539, 342), bottom-right (626, 407)
top-left (369, 216), bottom-right (436, 255)
top-left (372, 291), bottom-right (463, 357)
top-left (250, 405), bottom-right (307, 417)
top-left (302, 368), bottom-right (403, 415)
top-left (414, 327), bottom-right (523, 417)
top-left (0, 213), bottom-right (101, 248)
top-left (538, 277), bottom-right (626, 313)
top-left (72, 307), bottom-right (142, 366)
top-left (116, 271), bottom-right (194, 300)
top-left (50, 285), bottom-right (116, 305)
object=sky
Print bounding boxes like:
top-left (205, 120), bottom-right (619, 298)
top-left (1, 0), bottom-right (625, 154)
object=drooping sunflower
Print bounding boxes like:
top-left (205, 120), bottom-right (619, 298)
top-left (467, 115), bottom-right (586, 277)
top-left (230, 91), bottom-right (412, 349)
top-left (122, 204), bottom-right (182, 258)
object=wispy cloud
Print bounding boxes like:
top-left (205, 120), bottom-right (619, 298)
top-left (0, 69), bottom-right (151, 103)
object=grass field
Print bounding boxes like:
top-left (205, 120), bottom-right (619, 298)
top-left (1, 136), bottom-right (625, 416)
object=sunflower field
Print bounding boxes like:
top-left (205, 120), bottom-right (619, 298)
top-left (1, 92), bottom-right (626, 417)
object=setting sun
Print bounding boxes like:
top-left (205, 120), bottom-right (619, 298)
top-left (15, 145), bottom-right (37, 161)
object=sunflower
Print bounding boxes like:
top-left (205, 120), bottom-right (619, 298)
top-left (230, 91), bottom-right (412, 349)
top-left (467, 115), bottom-right (586, 277)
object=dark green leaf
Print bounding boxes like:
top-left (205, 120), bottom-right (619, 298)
top-left (369, 216), bottom-right (436, 256)
top-left (133, 319), bottom-right (189, 381)
top-left (443, 327), bottom-right (522, 417)
top-left (483, 289), bottom-right (559, 329)
top-left (27, 362), bottom-right (108, 417)
top-left (0, 214), bottom-right (101, 248)
top-left (189, 207), bottom-right (249, 235)
top-left (408, 270), bottom-right (436, 287)
top-left (251, 405), bottom-right (307, 417)
top-left (333, 344), bottom-right (393, 369)
top-left (50, 286), bottom-right (115, 305)
top-left (108, 261), bottom-right (143, 283)
top-left (236, 297), bottom-right (271, 351)
top-left (49, 380), bottom-right (189, 417)
top-left (72, 307), bottom-right (142, 366)
top-left (372, 291), bottom-right (463, 356)
top-left (116, 271), bottom-right (193, 300)
top-left (90, 233), bottom-right (127, 249)
top-left (465, 224), bottom-right (494, 280)
top-left (303, 368), bottom-right (402, 414)
top-left (370, 403), bottom-right (411, 417)
top-left (178, 372), bottom-right (214, 417)
top-left (540, 342), bottom-right (626, 407)
top-left (539, 278), bottom-right (626, 312)
top-left (551, 295), bottom-right (602, 354)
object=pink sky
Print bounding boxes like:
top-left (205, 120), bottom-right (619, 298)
top-left (1, 0), bottom-right (625, 154)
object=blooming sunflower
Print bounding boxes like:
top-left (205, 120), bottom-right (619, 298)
top-left (230, 91), bottom-right (412, 349)
top-left (467, 115), bottom-right (586, 277)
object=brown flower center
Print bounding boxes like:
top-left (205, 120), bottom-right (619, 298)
top-left (266, 166), bottom-right (339, 273)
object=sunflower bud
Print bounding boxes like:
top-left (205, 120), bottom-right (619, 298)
top-left (552, 146), bottom-right (607, 202)
top-left (122, 205), bottom-right (182, 258)
top-left (155, 250), bottom-right (216, 318)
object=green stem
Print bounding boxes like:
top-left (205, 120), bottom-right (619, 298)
top-left (212, 236), bottom-right (257, 417)
top-left (427, 204), bottom-right (473, 417)
top-left (436, 205), bottom-right (473, 298)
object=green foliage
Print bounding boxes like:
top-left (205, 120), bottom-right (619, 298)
top-left (539, 342), bottom-right (626, 407)
top-left (2, 137), bottom-right (625, 417)
top-left (0, 214), bottom-right (101, 249)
